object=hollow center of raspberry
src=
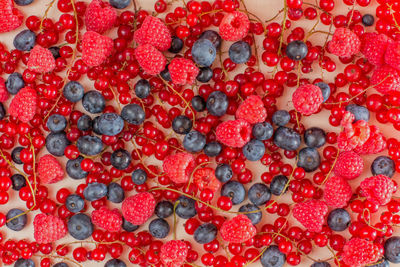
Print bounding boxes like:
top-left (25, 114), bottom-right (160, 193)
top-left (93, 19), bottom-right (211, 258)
top-left (231, 17), bottom-right (241, 28)
top-left (240, 126), bottom-right (250, 140)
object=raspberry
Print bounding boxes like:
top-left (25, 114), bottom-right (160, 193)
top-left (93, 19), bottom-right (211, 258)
top-left (8, 86), bottom-right (37, 123)
top-left (360, 32), bottom-right (392, 66)
top-left (328, 27), bottom-right (361, 57)
top-left (0, 77), bottom-right (9, 102)
top-left (385, 40), bottom-right (400, 70)
top-left (220, 214), bottom-right (257, 243)
top-left (81, 31), bottom-right (113, 67)
top-left (160, 240), bottom-right (188, 267)
top-left (193, 167), bottom-right (222, 193)
top-left (27, 45), bottom-right (56, 73)
top-left (323, 176), bottom-right (353, 208)
top-left (122, 192), bottom-right (155, 225)
top-left (163, 152), bottom-right (195, 184)
top-left (292, 84), bottom-right (323, 115)
top-left (235, 95), bottom-right (267, 124)
top-left (91, 206), bottom-right (122, 232)
top-left (134, 15), bottom-right (172, 51)
top-left (219, 11), bottom-right (250, 42)
top-left (38, 155), bottom-right (64, 184)
top-left (293, 199), bottom-right (328, 232)
top-left (371, 64), bottom-right (400, 95)
top-left (342, 238), bottom-right (381, 267)
top-left (216, 119), bottom-right (251, 148)
top-left (33, 214), bottom-right (67, 244)
top-left (135, 44), bottom-right (167, 75)
top-left (333, 151), bottom-right (364, 180)
top-left (337, 112), bottom-right (370, 151)
top-left (360, 175), bottom-right (395, 205)
top-left (84, 0), bottom-right (117, 34)
top-left (354, 125), bottom-right (386, 154)
top-left (168, 58), bottom-right (199, 85)
top-left (0, 0), bottom-right (23, 33)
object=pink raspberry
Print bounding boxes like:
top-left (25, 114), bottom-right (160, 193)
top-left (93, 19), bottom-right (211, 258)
top-left (216, 119), bottom-right (252, 148)
top-left (168, 58), bottom-right (199, 85)
top-left (360, 32), bottom-right (392, 66)
top-left (33, 214), bottom-right (67, 244)
top-left (81, 31), bottom-right (113, 67)
top-left (122, 192), bottom-right (155, 225)
top-left (354, 125), bottom-right (386, 154)
top-left (328, 27), bottom-right (361, 57)
top-left (220, 215), bottom-right (256, 243)
top-left (84, 0), bottom-right (117, 34)
top-left (323, 176), bottom-right (353, 208)
top-left (293, 200), bottom-right (328, 232)
top-left (236, 95), bottom-right (267, 124)
top-left (219, 11), bottom-right (250, 42)
top-left (134, 15), bottom-right (171, 51)
top-left (135, 44), bottom-right (167, 75)
top-left (292, 84), bottom-right (323, 115)
top-left (371, 64), bottom-right (400, 95)
top-left (385, 39), bottom-right (400, 70)
top-left (162, 153), bottom-right (195, 184)
top-left (360, 175), bottom-right (395, 205)
top-left (334, 151), bottom-right (364, 180)
top-left (91, 206), bottom-right (122, 232)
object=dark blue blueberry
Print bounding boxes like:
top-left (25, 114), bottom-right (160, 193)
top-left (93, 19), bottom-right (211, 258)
top-left (66, 156), bottom-right (88, 180)
top-left (168, 36), bottom-right (184, 53)
top-left (252, 122), bottom-right (274, 141)
top-left (191, 95), bottom-right (206, 112)
top-left (315, 82), bottom-right (331, 103)
top-left (11, 174), bottom-right (26, 191)
top-left (122, 217), bottom-right (139, 232)
top-left (229, 41), bottom-right (251, 64)
top-left (131, 168), bottom-right (147, 185)
top-left (77, 135), bottom-right (103, 156)
top-left (0, 103), bottom-right (5, 120)
top-left (134, 79), bottom-right (151, 99)
top-left (77, 114), bottom-right (93, 131)
top-left (273, 126), bottom-right (301, 151)
top-left (304, 127), bottom-right (326, 148)
top-left (270, 175), bottom-right (288, 196)
top-left (221, 181), bottom-right (246, 205)
top-left (65, 194), bottom-right (85, 213)
top-left (47, 114), bottom-right (67, 133)
top-left (345, 104), bottom-right (370, 122)
top-left (175, 196), bottom-right (197, 219)
top-left (6, 209), bottom-right (27, 231)
top-left (206, 91), bottom-right (228, 116)
top-left (67, 213), bottom-right (94, 240)
top-left (239, 203), bottom-right (262, 225)
top-left (104, 259), bottom-right (127, 267)
top-left (109, 0), bottom-right (130, 9)
top-left (261, 245), bottom-right (286, 267)
top-left (243, 139), bottom-right (265, 161)
top-left (196, 67), bottom-right (213, 83)
top-left (149, 218), bottom-right (170, 238)
top-left (13, 30), bottom-right (36, 51)
top-left (14, 0), bottom-right (34, 5)
top-left (155, 201), bottom-right (174, 218)
top-left (121, 104), bottom-right (145, 125)
top-left (14, 259), bottom-right (35, 267)
top-left (215, 164), bottom-right (233, 183)
top-left (82, 91), bottom-right (105, 114)
top-left (192, 39), bottom-right (216, 67)
top-left (49, 46), bottom-right (61, 59)
top-left (272, 110), bottom-right (290, 126)
top-left (286, 40), bottom-right (308, 61)
top-left (200, 30), bottom-right (222, 49)
top-left (92, 116), bottom-right (102, 135)
top-left (83, 182), bottom-right (107, 201)
top-left (297, 147), bottom-right (321, 172)
top-left (327, 208), bottom-right (351, 231)
top-left (369, 259), bottom-right (389, 267)
top-left (63, 81), bottom-right (84, 103)
top-left (371, 156), bottom-right (395, 178)
top-left (362, 14), bottom-right (375, 26)
top-left (183, 130), bottom-right (206, 152)
top-left (194, 223), bottom-right (218, 244)
top-left (384, 236), bottom-right (400, 263)
top-left (107, 182), bottom-right (125, 203)
top-left (172, 115), bottom-right (193, 135)
top-left (11, 147), bottom-right (23, 164)
top-left (6, 72), bottom-right (25, 95)
top-left (310, 262), bottom-right (331, 267)
top-left (160, 64), bottom-right (171, 81)
top-left (248, 183), bottom-right (271, 206)
top-left (97, 113), bottom-right (124, 136)
top-left (53, 263), bottom-right (69, 267)
top-left (46, 131), bottom-right (70, 156)
top-left (204, 141), bottom-right (222, 157)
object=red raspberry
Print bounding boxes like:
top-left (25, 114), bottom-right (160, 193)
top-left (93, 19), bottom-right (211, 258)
top-left (360, 175), bottom-right (395, 206)
top-left (160, 240), bottom-right (188, 267)
top-left (354, 125), bottom-right (386, 154)
top-left (323, 176), bottom-right (352, 208)
top-left (216, 119), bottom-right (251, 148)
top-left (122, 192), bottom-right (155, 225)
top-left (0, 77), bottom-right (9, 102)
top-left (333, 151), bottom-right (364, 180)
top-left (342, 238), bottom-right (381, 267)
top-left (371, 64), bottom-right (400, 95)
top-left (338, 112), bottom-right (370, 151)
top-left (91, 206), bottom-right (122, 232)
top-left (328, 27), bottom-right (361, 57)
top-left (193, 167), bottom-right (222, 193)
top-left (134, 15), bottom-right (172, 51)
top-left (235, 95), bottom-right (267, 124)
top-left (292, 84), bottom-right (323, 115)
top-left (81, 31), bottom-right (113, 67)
top-left (219, 11), bottom-right (250, 42)
top-left (162, 152), bottom-right (195, 184)
top-left (33, 214), bottom-right (67, 244)
top-left (0, 0), bottom-right (23, 33)
top-left (360, 32), bottom-right (392, 66)
top-left (168, 58), bottom-right (199, 85)
top-left (84, 0), bottom-right (117, 34)
top-left (135, 44), bottom-right (167, 76)
top-left (38, 155), bottom-right (64, 184)
top-left (220, 214), bottom-right (256, 243)
top-left (8, 87), bottom-right (37, 123)
top-left (27, 45), bottom-right (56, 73)
top-left (293, 199), bottom-right (328, 232)
top-left (385, 40), bottom-right (400, 70)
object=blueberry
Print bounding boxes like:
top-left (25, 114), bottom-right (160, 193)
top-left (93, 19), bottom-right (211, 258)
top-left (272, 110), bottom-right (290, 126)
top-left (215, 164), bottom-right (233, 183)
top-left (68, 213), bottom-right (94, 240)
top-left (169, 36), bottom-right (184, 53)
top-left (229, 41), bottom-right (251, 64)
top-left (315, 82), bottom-right (331, 103)
top-left (66, 156), bottom-right (88, 180)
top-left (46, 131), bottom-right (70, 156)
top-left (221, 181), bottom-right (246, 205)
top-left (310, 262), bottom-right (331, 267)
top-left (270, 175), bottom-right (288, 196)
top-left (82, 91), bottom-right (105, 114)
top-left (183, 130), bottom-right (206, 152)
top-left (362, 14), bottom-right (375, 26)
top-left (384, 236), bottom-right (400, 263)
top-left (196, 67), bottom-right (213, 83)
top-left (63, 81), bottom-right (85, 103)
top-left (297, 147), bottom-right (321, 172)
top-left (0, 103), bottom-right (5, 120)
top-left (200, 30), bottom-right (222, 49)
top-left (149, 218), bottom-right (170, 238)
top-left (286, 40), bottom-right (308, 61)
top-left (6, 208), bottom-right (27, 231)
top-left (131, 168), bottom-right (147, 185)
top-left (13, 30), bottom-right (36, 51)
top-left (160, 64), bottom-right (171, 81)
top-left (109, 0), bottom-right (130, 9)
top-left (345, 104), bottom-right (370, 122)
top-left (194, 223), bottom-right (218, 244)
top-left (248, 183), bottom-right (271, 206)
top-left (206, 91), bottom-right (228, 116)
top-left (172, 115), bottom-right (193, 135)
top-left (97, 113), bottom-right (124, 136)
top-left (54, 263), bottom-right (69, 267)
top-left (49, 46), bottom-right (61, 59)
top-left (11, 146), bottom-right (24, 164)
top-left (155, 201), bottom-right (174, 218)
top-left (105, 259), bottom-right (127, 267)
top-left (122, 217), bottom-right (139, 232)
top-left (77, 114), bottom-right (93, 131)
top-left (11, 174), bottom-right (26, 190)
top-left (192, 39), bottom-right (216, 67)
top-left (47, 114), bottom-right (67, 133)
top-left (239, 203), bottom-right (262, 225)
top-left (243, 139), bottom-right (265, 161)
top-left (92, 116), bottom-right (102, 135)
top-left (14, 259), bottom-right (35, 267)
top-left (6, 72), bottom-right (25, 95)
top-left (204, 141), bottom-right (222, 157)
top-left (273, 126), bottom-right (301, 151)
top-left (134, 79), bottom-right (151, 99)
top-left (175, 196), bottom-right (197, 219)
top-left (107, 182), bottom-right (125, 203)
top-left (77, 135), bottom-right (103, 156)
top-left (304, 127), bottom-right (326, 148)
top-left (191, 95), bottom-right (206, 112)
top-left (371, 156), bottom-right (395, 178)
top-left (83, 182), bottom-right (108, 201)
top-left (261, 245), bottom-right (286, 267)
top-left (65, 194), bottom-right (85, 213)
top-left (369, 259), bottom-right (389, 267)
top-left (121, 104), bottom-right (145, 125)
top-left (327, 208), bottom-right (351, 231)
top-left (252, 122), bottom-right (274, 141)
top-left (14, 0), bottom-right (34, 5)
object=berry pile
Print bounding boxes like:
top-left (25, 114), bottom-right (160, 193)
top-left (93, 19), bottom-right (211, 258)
top-left (0, 0), bottom-right (400, 267)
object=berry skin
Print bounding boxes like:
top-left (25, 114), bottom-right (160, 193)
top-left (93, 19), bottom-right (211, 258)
top-left (162, 152), bottom-right (195, 184)
top-left (371, 156), bottom-right (395, 178)
top-left (67, 213), bottom-right (94, 240)
top-left (6, 208), bottom-right (27, 231)
top-left (337, 112), bottom-right (370, 151)
top-left (327, 208), bottom-right (351, 232)
top-left (121, 192), bottom-right (155, 225)
top-left (27, 45), bottom-right (56, 73)
top-left (236, 95), bottom-right (267, 124)
top-left (135, 44), bottom-right (167, 75)
top-left (91, 206), bottom-right (122, 232)
top-left (38, 155), bottom-right (64, 184)
top-left (293, 199), bottom-right (328, 232)
top-left (304, 127), bottom-right (326, 148)
top-left (219, 11), bottom-right (250, 42)
top-left (261, 245), bottom-right (286, 267)
top-left (221, 181), bottom-right (246, 205)
top-left (297, 147), bottom-right (321, 172)
top-left (243, 139), bottom-right (266, 161)
top-left (342, 238), bottom-right (381, 267)
top-left (8, 86), bottom-right (37, 123)
top-left (323, 176), bottom-right (352, 208)
top-left (194, 223), bottom-right (218, 244)
top-left (193, 167), bottom-right (222, 193)
top-left (360, 175), bottom-right (395, 206)
top-left (286, 40), bottom-right (308, 61)
top-left (81, 31), bottom-right (113, 67)
top-left (384, 236), bottom-right (400, 263)
top-left (333, 151), bottom-right (364, 180)
top-left (0, 77), bottom-right (9, 102)
top-left (292, 84), bottom-right (323, 115)
top-left (360, 32), bottom-right (392, 66)
top-left (192, 39), bottom-right (217, 67)
top-left (84, 0), bottom-right (117, 34)
top-left (229, 40), bottom-right (251, 64)
top-left (371, 64), bottom-right (400, 95)
top-left (345, 104), bottom-right (370, 122)
top-left (33, 214), bottom-right (67, 244)
top-left (273, 126), bottom-right (301, 151)
top-left (168, 58), bottom-right (199, 85)
top-left (13, 29), bottom-right (36, 51)
top-left (220, 214), bottom-right (256, 243)
top-left (134, 15), bottom-right (172, 51)
top-left (160, 240), bottom-right (188, 267)
top-left (354, 125), bottom-right (386, 154)
top-left (206, 91), bottom-right (229, 117)
top-left (0, 0), bottom-right (23, 33)
top-left (328, 27), bottom-right (361, 57)
top-left (216, 119), bottom-right (251, 148)
top-left (385, 40), bottom-right (400, 70)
